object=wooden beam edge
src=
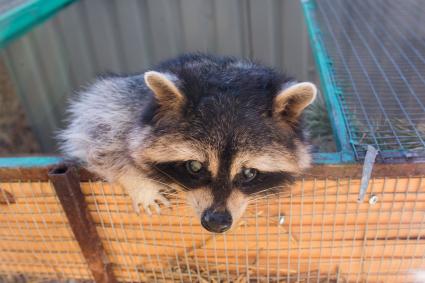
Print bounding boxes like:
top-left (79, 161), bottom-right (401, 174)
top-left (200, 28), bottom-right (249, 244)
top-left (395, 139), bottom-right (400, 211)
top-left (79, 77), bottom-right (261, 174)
top-left (0, 163), bottom-right (424, 182)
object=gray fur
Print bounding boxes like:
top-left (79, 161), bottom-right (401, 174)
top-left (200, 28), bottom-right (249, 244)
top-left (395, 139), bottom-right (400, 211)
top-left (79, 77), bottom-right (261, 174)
top-left (58, 75), bottom-right (150, 181)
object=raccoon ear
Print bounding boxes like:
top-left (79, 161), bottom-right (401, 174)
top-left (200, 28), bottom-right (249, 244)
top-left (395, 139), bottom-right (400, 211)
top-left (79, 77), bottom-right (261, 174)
top-left (144, 71), bottom-right (185, 110)
top-left (273, 82), bottom-right (317, 120)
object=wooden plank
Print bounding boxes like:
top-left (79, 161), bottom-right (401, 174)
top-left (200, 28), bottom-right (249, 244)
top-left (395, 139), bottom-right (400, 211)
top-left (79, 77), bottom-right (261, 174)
top-left (2, 203), bottom-right (422, 228)
top-left (3, 217), bottom-right (423, 263)
top-left (1, 177), bottom-right (423, 226)
top-left (78, 201), bottom-right (425, 220)
top-left (1, 219), bottom-right (423, 250)
top-left (0, 262), bottom-right (91, 280)
top-left (305, 163), bottom-right (425, 178)
top-left (0, 250), bottom-right (89, 265)
top-left (2, 221), bottom-right (422, 245)
top-left (95, 236), bottom-right (425, 259)
top-left (80, 177), bottom-right (423, 196)
top-left (0, 174), bottom-right (424, 282)
top-left (0, 239), bottom-right (83, 253)
top-left (1, 163), bottom-right (425, 181)
top-left (0, 226), bottom-right (75, 240)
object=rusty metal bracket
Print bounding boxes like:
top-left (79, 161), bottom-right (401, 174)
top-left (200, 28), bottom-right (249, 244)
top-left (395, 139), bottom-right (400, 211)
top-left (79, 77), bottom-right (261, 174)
top-left (48, 165), bottom-right (117, 283)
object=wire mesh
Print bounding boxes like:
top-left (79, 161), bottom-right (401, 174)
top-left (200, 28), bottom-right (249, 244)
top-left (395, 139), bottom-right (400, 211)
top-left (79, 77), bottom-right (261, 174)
top-left (1, 177), bottom-right (424, 282)
top-left (81, 177), bottom-right (424, 282)
top-left (0, 181), bottom-right (93, 282)
top-left (313, 0), bottom-right (425, 162)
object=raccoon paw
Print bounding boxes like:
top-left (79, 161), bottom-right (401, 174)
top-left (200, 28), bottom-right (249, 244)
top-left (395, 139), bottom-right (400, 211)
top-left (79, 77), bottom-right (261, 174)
top-left (129, 187), bottom-right (170, 216)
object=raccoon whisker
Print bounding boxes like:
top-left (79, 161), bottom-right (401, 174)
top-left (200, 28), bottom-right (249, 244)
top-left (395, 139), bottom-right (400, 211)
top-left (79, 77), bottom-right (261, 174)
top-left (152, 165), bottom-right (191, 192)
top-left (137, 177), bottom-right (180, 193)
top-left (249, 189), bottom-right (308, 202)
top-left (143, 179), bottom-right (174, 190)
top-left (248, 190), bottom-right (294, 202)
top-left (128, 176), bottom-right (186, 200)
top-left (248, 196), bottom-right (278, 204)
top-left (249, 189), bottom-right (284, 197)
top-left (248, 192), bottom-right (289, 203)
top-left (248, 195), bottom-right (288, 203)
top-left (249, 186), bottom-right (290, 197)
top-left (169, 144), bottom-right (196, 157)
top-left (251, 187), bottom-right (295, 197)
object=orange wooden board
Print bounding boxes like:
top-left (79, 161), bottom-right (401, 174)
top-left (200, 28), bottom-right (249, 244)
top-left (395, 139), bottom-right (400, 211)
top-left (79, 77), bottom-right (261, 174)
top-left (0, 177), bottom-right (424, 282)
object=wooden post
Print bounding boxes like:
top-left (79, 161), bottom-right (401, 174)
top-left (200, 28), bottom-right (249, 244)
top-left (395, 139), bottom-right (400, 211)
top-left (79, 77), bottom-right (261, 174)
top-left (48, 165), bottom-right (117, 283)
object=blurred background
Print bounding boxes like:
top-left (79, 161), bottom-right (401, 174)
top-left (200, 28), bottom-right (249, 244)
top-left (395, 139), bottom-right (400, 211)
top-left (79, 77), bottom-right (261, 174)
top-left (0, 0), bottom-right (318, 154)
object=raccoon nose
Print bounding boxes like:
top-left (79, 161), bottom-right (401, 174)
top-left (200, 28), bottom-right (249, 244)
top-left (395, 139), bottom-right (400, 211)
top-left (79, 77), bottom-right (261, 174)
top-left (201, 208), bottom-right (232, 233)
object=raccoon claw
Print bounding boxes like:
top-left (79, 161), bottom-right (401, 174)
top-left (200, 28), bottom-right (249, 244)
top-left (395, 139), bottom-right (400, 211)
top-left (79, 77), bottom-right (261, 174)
top-left (142, 203), bottom-right (153, 216)
top-left (132, 201), bottom-right (141, 215)
top-left (130, 188), bottom-right (170, 216)
top-left (157, 194), bottom-right (171, 208)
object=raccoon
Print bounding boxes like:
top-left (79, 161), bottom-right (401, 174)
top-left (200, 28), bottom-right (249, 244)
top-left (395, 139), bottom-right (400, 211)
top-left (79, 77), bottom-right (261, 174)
top-left (59, 53), bottom-right (316, 233)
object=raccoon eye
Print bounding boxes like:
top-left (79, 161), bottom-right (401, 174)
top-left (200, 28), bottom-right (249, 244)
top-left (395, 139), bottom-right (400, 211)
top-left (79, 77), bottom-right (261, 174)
top-left (186, 160), bottom-right (203, 174)
top-left (241, 168), bottom-right (257, 182)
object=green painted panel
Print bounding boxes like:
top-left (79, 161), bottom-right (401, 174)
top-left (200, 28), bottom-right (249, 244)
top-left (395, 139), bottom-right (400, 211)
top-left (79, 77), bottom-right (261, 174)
top-left (0, 0), bottom-right (76, 48)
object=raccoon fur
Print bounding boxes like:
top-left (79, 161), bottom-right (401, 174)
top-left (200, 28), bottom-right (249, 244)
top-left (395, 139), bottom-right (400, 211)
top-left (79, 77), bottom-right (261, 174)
top-left (59, 53), bottom-right (316, 233)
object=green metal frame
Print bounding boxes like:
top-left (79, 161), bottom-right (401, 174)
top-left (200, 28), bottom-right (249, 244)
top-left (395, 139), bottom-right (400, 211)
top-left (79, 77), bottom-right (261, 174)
top-left (0, 0), bottom-right (76, 48)
top-left (0, 156), bottom-right (62, 168)
top-left (301, 0), bottom-right (356, 163)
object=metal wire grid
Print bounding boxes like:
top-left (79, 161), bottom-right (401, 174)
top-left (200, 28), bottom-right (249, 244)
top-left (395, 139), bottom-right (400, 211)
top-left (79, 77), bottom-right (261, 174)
top-left (80, 178), bottom-right (424, 283)
top-left (314, 0), bottom-right (425, 162)
top-left (0, 178), bottom-right (424, 282)
top-left (0, 181), bottom-right (93, 281)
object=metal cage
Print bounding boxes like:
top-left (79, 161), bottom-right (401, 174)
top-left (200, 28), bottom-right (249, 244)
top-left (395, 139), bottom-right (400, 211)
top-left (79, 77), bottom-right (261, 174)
top-left (1, 165), bottom-right (424, 282)
top-left (0, 0), bottom-right (424, 282)
top-left (304, 0), bottom-right (425, 163)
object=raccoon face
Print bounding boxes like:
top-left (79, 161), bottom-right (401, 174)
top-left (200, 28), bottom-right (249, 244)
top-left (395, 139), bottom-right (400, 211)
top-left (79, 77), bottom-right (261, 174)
top-left (131, 60), bottom-right (316, 233)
